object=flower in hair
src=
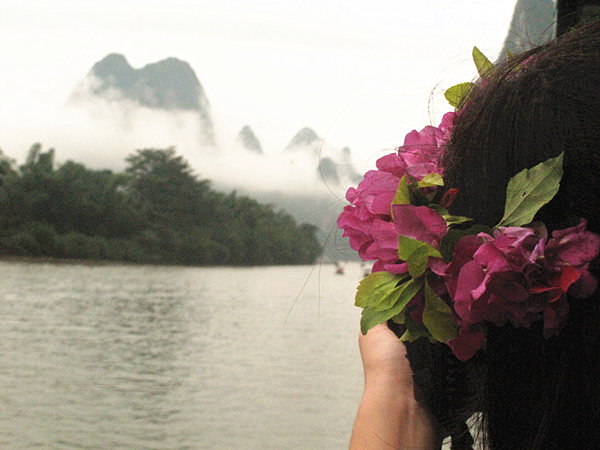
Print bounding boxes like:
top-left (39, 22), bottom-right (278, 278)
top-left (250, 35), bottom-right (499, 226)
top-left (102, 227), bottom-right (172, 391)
top-left (338, 111), bottom-right (456, 273)
top-left (338, 48), bottom-right (600, 361)
top-left (440, 222), bottom-right (600, 359)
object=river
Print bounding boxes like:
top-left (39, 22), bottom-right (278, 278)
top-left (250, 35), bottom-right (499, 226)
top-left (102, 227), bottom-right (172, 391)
top-left (0, 260), bottom-right (368, 449)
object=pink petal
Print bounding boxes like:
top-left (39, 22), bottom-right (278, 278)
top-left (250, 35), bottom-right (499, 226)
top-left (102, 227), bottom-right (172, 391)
top-left (559, 266), bottom-right (581, 292)
top-left (363, 219), bottom-right (399, 262)
top-left (429, 257), bottom-right (448, 276)
top-left (392, 204), bottom-right (447, 248)
top-left (549, 220), bottom-right (600, 267)
top-left (570, 269), bottom-right (598, 298)
top-left (453, 260), bottom-right (486, 320)
top-left (447, 325), bottom-right (485, 361)
top-left (473, 242), bottom-right (512, 272)
top-left (376, 153), bottom-right (406, 177)
top-left (438, 111), bottom-right (456, 134)
top-left (382, 262), bottom-right (409, 274)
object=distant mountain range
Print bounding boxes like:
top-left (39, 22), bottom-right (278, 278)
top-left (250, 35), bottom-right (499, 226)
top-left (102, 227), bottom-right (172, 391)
top-left (68, 53), bottom-right (361, 192)
top-left (64, 4), bottom-right (556, 261)
top-left (236, 125), bottom-right (262, 154)
top-left (67, 53), bottom-right (362, 261)
top-left (499, 0), bottom-right (555, 58)
top-left (69, 53), bottom-right (215, 145)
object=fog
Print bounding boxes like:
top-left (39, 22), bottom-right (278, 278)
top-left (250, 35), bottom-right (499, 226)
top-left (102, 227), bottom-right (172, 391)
top-left (0, 0), bottom-right (560, 264)
top-left (0, 0), bottom-right (534, 264)
top-left (0, 0), bottom-right (528, 216)
top-left (0, 90), bottom-right (420, 202)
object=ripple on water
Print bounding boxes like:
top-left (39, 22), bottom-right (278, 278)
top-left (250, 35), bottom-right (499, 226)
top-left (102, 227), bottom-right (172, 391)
top-left (0, 261), bottom-right (364, 449)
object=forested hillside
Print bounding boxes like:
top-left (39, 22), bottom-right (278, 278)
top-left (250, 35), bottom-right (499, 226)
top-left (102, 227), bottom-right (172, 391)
top-left (0, 144), bottom-right (321, 265)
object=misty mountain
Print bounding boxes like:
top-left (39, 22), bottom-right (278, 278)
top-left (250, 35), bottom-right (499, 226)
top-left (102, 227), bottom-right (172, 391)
top-left (68, 54), bottom-right (358, 190)
top-left (286, 127), bottom-right (320, 151)
top-left (238, 188), bottom-right (356, 262)
top-left (237, 125), bottom-right (262, 154)
top-left (69, 53), bottom-right (215, 145)
top-left (317, 157), bottom-right (340, 185)
top-left (65, 53), bottom-right (362, 260)
top-left (229, 124), bottom-right (361, 260)
top-left (499, 0), bottom-right (555, 57)
top-left (282, 127), bottom-right (360, 185)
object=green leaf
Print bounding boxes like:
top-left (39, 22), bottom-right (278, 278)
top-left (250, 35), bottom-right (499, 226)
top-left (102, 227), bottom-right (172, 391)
top-left (397, 235), bottom-right (442, 278)
top-left (444, 82), bottom-right (473, 108)
top-left (442, 214), bottom-right (472, 226)
top-left (439, 225), bottom-right (491, 261)
top-left (395, 277), bottom-right (424, 310)
top-left (496, 153), bottom-right (564, 228)
top-left (418, 173), bottom-right (444, 188)
top-left (391, 175), bottom-right (411, 219)
top-left (398, 314), bottom-right (429, 342)
top-left (472, 46), bottom-right (493, 77)
top-left (391, 311), bottom-right (406, 325)
top-left (360, 306), bottom-right (395, 335)
top-left (409, 180), bottom-right (435, 206)
top-left (355, 271), bottom-right (404, 308)
top-left (372, 285), bottom-right (402, 311)
top-left (359, 278), bottom-right (424, 334)
top-left (422, 281), bottom-right (459, 343)
top-left (375, 276), bottom-right (422, 311)
top-left (428, 204), bottom-right (472, 227)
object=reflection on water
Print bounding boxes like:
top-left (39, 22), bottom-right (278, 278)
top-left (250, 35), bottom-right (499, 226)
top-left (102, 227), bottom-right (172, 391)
top-left (0, 262), bottom-right (364, 449)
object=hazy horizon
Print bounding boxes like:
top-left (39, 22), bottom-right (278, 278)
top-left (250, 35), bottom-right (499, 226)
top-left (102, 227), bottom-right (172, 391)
top-left (0, 0), bottom-right (525, 196)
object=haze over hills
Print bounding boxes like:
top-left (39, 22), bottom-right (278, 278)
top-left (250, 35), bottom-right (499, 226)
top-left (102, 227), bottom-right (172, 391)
top-left (499, 0), bottom-right (555, 57)
top-left (69, 53), bottom-right (215, 146)
top-left (67, 53), bottom-right (362, 260)
top-left (237, 125), bottom-right (262, 154)
top-left (68, 53), bottom-right (361, 190)
top-left (60, 2), bottom-right (552, 262)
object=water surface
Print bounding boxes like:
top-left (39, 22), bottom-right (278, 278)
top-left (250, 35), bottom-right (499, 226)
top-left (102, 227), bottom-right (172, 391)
top-left (0, 261), bottom-right (365, 449)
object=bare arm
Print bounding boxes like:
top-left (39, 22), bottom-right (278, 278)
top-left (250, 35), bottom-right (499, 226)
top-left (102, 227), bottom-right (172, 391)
top-left (349, 323), bottom-right (440, 449)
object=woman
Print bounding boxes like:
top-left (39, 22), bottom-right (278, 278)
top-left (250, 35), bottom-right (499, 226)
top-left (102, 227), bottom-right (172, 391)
top-left (348, 22), bottom-right (600, 449)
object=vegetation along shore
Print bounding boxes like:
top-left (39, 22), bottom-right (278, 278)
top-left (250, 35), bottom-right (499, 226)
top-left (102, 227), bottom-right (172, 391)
top-left (0, 144), bottom-right (322, 266)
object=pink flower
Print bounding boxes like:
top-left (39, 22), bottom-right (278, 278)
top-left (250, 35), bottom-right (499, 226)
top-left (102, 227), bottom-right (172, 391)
top-left (338, 171), bottom-right (399, 265)
top-left (433, 235), bottom-right (481, 295)
top-left (449, 229), bottom-right (547, 328)
top-left (373, 261), bottom-right (408, 274)
top-left (345, 170), bottom-right (400, 218)
top-left (339, 102), bottom-right (600, 362)
top-left (484, 226), bottom-right (541, 267)
top-left (398, 112), bottom-right (456, 180)
top-left (338, 113), bottom-right (455, 271)
top-left (447, 324), bottom-right (485, 362)
top-left (442, 221), bottom-right (600, 352)
top-left (438, 111), bottom-right (456, 136)
top-left (375, 152), bottom-right (406, 177)
top-left (545, 220), bottom-right (600, 275)
top-left (527, 265), bottom-right (581, 337)
top-left (392, 204), bottom-right (447, 248)
top-left (363, 219), bottom-right (400, 263)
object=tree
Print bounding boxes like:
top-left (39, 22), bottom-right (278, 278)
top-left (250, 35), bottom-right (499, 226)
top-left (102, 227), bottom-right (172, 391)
top-left (0, 144), bottom-right (322, 265)
top-left (125, 147), bottom-right (210, 227)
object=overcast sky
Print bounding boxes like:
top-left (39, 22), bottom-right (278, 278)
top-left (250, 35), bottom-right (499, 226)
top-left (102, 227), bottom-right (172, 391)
top-left (0, 0), bottom-right (521, 174)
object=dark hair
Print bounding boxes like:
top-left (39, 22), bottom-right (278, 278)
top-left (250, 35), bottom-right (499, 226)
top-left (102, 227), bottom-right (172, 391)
top-left (443, 22), bottom-right (600, 449)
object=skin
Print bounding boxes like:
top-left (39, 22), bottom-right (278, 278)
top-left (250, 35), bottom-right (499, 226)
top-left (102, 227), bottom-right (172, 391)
top-left (349, 323), bottom-right (440, 450)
